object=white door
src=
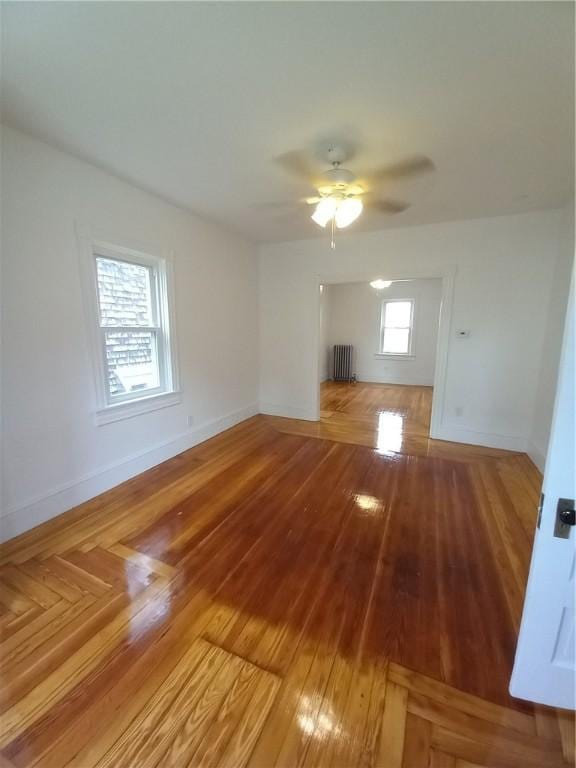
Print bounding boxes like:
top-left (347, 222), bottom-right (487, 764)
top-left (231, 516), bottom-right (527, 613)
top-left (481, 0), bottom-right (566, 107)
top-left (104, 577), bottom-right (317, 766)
top-left (510, 268), bottom-right (575, 708)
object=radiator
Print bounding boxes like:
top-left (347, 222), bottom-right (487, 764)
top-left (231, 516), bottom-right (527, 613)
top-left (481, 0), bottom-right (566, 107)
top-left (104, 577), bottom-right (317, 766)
top-left (333, 345), bottom-right (353, 382)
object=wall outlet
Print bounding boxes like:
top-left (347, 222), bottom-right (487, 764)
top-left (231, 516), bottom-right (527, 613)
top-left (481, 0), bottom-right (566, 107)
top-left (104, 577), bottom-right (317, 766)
top-left (187, 415), bottom-right (194, 428)
top-left (455, 406), bottom-right (463, 417)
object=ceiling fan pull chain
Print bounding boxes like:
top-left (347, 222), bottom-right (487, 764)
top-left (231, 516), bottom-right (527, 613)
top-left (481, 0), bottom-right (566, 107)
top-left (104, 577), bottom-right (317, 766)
top-left (331, 217), bottom-right (336, 250)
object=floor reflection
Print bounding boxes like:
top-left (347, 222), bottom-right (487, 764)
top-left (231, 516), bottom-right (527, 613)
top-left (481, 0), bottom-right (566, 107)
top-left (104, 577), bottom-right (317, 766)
top-left (353, 493), bottom-right (382, 514)
top-left (265, 382), bottom-right (433, 457)
top-left (297, 693), bottom-right (342, 740)
top-left (375, 411), bottom-right (404, 455)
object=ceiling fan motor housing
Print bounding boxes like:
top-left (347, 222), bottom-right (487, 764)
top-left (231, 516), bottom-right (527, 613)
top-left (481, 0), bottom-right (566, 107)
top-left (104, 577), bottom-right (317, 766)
top-left (322, 166), bottom-right (356, 185)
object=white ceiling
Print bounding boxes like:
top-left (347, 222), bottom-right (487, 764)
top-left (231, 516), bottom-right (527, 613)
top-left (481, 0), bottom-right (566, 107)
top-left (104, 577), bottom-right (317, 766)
top-left (2, 1), bottom-right (574, 243)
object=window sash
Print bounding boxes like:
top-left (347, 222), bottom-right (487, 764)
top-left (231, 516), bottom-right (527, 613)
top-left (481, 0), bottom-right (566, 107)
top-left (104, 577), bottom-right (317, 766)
top-left (77, 226), bottom-right (180, 424)
top-left (93, 251), bottom-right (171, 406)
top-left (384, 321), bottom-right (412, 330)
top-left (382, 327), bottom-right (412, 355)
top-left (380, 300), bottom-right (414, 355)
top-left (95, 256), bottom-right (159, 329)
top-left (99, 327), bottom-right (168, 405)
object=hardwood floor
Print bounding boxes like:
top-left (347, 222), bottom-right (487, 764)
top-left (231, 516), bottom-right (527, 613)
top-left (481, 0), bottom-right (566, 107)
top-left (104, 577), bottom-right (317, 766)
top-left (265, 381), bottom-right (435, 455)
top-left (0, 384), bottom-right (573, 766)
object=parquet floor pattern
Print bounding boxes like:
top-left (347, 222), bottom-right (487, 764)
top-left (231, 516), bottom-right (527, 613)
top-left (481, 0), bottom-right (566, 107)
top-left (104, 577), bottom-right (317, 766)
top-left (0, 384), bottom-right (573, 766)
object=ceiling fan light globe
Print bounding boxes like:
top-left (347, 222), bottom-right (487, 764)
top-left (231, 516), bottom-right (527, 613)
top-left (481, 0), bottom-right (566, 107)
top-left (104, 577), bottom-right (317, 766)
top-left (311, 210), bottom-right (329, 228)
top-left (311, 196), bottom-right (338, 228)
top-left (335, 197), bottom-right (363, 228)
top-left (370, 279), bottom-right (392, 290)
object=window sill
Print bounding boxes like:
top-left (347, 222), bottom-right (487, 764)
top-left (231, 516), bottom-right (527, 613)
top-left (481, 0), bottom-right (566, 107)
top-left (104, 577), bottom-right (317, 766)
top-left (374, 353), bottom-right (415, 361)
top-left (95, 390), bottom-right (182, 426)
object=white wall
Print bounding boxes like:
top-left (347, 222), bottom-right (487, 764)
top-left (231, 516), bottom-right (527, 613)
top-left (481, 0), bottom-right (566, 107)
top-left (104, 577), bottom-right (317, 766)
top-left (259, 209), bottom-right (568, 452)
top-left (318, 285), bottom-right (329, 382)
top-left (324, 278), bottom-right (442, 386)
top-left (1, 127), bottom-right (259, 541)
top-left (528, 204), bottom-right (574, 470)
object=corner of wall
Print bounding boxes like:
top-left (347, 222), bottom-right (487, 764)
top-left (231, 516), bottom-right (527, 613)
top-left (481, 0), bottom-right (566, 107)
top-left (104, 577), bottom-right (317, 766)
top-left (526, 442), bottom-right (547, 474)
top-left (527, 201), bottom-right (575, 465)
top-left (258, 402), bottom-right (317, 421)
top-left (432, 424), bottom-right (529, 453)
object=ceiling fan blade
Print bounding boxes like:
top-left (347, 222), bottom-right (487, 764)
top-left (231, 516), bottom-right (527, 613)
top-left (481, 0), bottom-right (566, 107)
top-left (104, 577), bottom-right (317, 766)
top-left (366, 199), bottom-right (410, 214)
top-left (275, 150), bottom-right (320, 184)
top-left (253, 196), bottom-right (313, 211)
top-left (368, 155), bottom-right (435, 185)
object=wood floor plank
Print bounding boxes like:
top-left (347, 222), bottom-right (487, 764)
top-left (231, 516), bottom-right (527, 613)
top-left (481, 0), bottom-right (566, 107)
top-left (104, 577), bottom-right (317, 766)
top-left (389, 662), bottom-right (535, 736)
top-left (94, 638), bottom-right (217, 767)
top-left (408, 689), bottom-right (563, 763)
top-left (15, 559), bottom-right (85, 603)
top-left (182, 662), bottom-right (261, 767)
top-left (431, 725), bottom-right (565, 768)
top-left (0, 383), bottom-right (552, 768)
top-left (0, 588), bottom-right (129, 714)
top-left (0, 753), bottom-right (17, 768)
top-left (133, 647), bottom-right (240, 768)
top-left (534, 705), bottom-right (562, 743)
top-left (16, 610), bottom-right (212, 768)
top-left (247, 640), bottom-right (330, 766)
top-left (0, 601), bottom-right (69, 656)
top-left (40, 555), bottom-right (112, 597)
top-left (0, 581), bottom-right (37, 616)
top-left (300, 654), bottom-right (356, 768)
top-left (402, 712), bottom-right (432, 768)
top-left (429, 751), bottom-right (458, 768)
top-left (219, 667), bottom-right (281, 768)
top-left (0, 608), bottom-right (43, 642)
top-left (556, 709), bottom-right (576, 764)
top-left (377, 681), bottom-right (408, 768)
top-left (0, 580), bottom-right (167, 746)
top-left (0, 597), bottom-right (93, 672)
top-left (106, 543), bottom-right (176, 579)
top-left (0, 566), bottom-right (61, 610)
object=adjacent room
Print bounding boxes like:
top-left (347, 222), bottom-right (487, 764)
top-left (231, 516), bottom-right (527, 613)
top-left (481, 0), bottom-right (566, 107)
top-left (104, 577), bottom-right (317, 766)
top-left (316, 277), bottom-right (442, 451)
top-left (1, 2), bottom-right (575, 767)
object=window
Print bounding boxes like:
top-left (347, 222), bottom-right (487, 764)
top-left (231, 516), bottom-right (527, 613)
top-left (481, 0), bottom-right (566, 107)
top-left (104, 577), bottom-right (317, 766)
top-left (380, 299), bottom-right (414, 356)
top-left (82, 236), bottom-right (180, 424)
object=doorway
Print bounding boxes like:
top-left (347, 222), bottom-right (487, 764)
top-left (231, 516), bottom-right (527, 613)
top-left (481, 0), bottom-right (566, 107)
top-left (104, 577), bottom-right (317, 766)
top-left (318, 277), bottom-right (443, 454)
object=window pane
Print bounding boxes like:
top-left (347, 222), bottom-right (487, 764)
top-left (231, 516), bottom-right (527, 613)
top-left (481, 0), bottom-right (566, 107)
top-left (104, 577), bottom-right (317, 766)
top-left (385, 301), bottom-right (412, 329)
top-left (96, 257), bottom-right (153, 327)
top-left (104, 330), bottom-right (160, 397)
top-left (383, 328), bottom-right (410, 354)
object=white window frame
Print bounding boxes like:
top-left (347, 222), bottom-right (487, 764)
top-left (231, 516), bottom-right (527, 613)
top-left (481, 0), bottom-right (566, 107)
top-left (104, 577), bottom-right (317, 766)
top-left (377, 298), bottom-right (415, 358)
top-left (77, 227), bottom-right (180, 425)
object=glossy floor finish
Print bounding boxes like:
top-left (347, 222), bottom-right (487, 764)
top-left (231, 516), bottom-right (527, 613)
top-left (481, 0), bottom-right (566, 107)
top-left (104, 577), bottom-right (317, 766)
top-left (0, 386), bottom-right (573, 766)
top-left (266, 381), bottom-right (435, 456)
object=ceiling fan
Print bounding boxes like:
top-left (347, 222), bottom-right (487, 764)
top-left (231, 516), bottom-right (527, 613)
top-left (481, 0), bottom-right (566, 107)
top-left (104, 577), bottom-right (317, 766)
top-left (274, 144), bottom-right (435, 239)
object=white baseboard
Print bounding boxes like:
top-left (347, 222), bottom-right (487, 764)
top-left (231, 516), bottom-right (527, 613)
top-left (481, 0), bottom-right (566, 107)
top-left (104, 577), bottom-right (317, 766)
top-left (0, 403), bottom-right (259, 544)
top-left (433, 423), bottom-right (528, 453)
top-left (355, 373), bottom-right (435, 386)
top-left (526, 441), bottom-right (546, 473)
top-left (259, 402), bottom-right (317, 421)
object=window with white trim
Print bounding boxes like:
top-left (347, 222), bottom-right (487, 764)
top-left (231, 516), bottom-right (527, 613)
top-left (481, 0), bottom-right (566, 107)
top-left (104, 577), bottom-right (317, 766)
top-left (87, 242), bottom-right (179, 421)
top-left (379, 299), bottom-right (414, 355)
